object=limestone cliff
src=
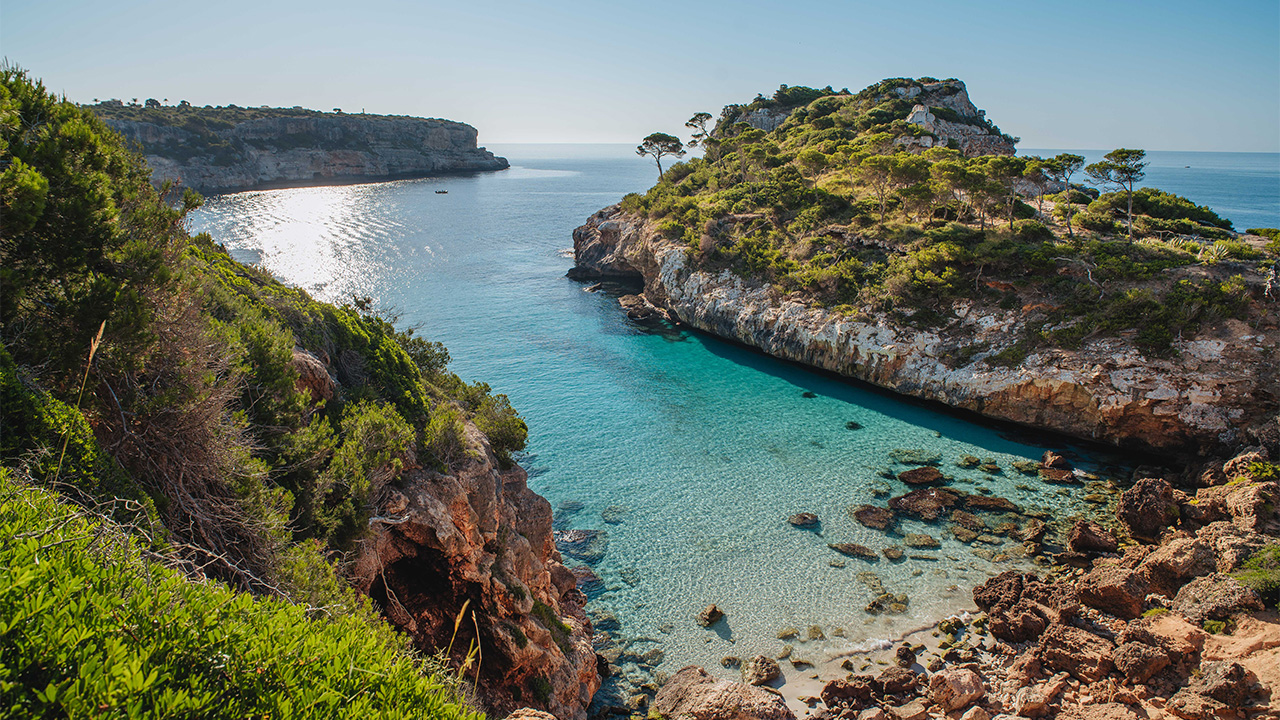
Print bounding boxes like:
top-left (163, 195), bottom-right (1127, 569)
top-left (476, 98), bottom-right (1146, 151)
top-left (98, 108), bottom-right (507, 193)
top-left (570, 206), bottom-right (1280, 454)
top-left (350, 423), bottom-right (598, 720)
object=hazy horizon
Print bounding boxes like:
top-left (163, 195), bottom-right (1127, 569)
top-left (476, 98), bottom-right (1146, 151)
top-left (4, 0), bottom-right (1278, 152)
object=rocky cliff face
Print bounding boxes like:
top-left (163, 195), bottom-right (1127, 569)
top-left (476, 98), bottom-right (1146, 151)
top-left (104, 113), bottom-right (508, 193)
top-left (349, 423), bottom-right (598, 720)
top-left (571, 206), bottom-right (1280, 454)
top-left (897, 80), bottom-right (1015, 156)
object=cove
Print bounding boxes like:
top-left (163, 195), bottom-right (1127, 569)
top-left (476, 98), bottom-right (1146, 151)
top-left (187, 144), bottom-right (1136, 689)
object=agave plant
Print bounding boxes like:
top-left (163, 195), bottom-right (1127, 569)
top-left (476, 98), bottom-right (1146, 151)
top-left (1199, 243), bottom-right (1229, 264)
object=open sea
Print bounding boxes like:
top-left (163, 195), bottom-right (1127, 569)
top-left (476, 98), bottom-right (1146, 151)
top-left (187, 145), bottom-right (1279, 691)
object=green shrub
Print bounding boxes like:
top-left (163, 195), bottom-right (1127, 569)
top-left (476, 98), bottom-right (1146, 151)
top-left (1233, 544), bottom-right (1280, 606)
top-left (0, 477), bottom-right (482, 720)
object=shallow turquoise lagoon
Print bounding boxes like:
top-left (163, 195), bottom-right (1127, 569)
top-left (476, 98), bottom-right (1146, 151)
top-left (186, 144), bottom-right (1214, 677)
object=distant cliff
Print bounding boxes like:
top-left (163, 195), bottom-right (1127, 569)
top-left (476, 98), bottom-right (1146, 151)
top-left (90, 103), bottom-right (508, 193)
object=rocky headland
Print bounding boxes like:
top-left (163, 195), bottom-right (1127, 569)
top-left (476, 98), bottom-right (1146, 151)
top-left (93, 104), bottom-right (508, 193)
top-left (570, 205), bottom-right (1279, 454)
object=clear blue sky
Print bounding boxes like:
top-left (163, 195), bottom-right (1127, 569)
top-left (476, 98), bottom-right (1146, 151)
top-left (3, 0), bottom-right (1278, 151)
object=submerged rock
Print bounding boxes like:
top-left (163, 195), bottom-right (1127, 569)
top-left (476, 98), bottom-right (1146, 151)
top-left (851, 504), bottom-right (896, 530)
top-left (903, 533), bottom-right (941, 549)
top-left (554, 529), bottom-right (608, 564)
top-left (829, 543), bottom-right (880, 561)
top-left (899, 466), bottom-right (945, 486)
top-left (788, 512), bottom-right (820, 528)
top-left (696, 604), bottom-right (725, 627)
top-left (890, 448), bottom-right (942, 466)
top-left (889, 487), bottom-right (962, 521)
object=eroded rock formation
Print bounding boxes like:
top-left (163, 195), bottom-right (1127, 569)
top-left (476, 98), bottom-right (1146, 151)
top-left (570, 206), bottom-right (1280, 453)
top-left (350, 423), bottom-right (598, 720)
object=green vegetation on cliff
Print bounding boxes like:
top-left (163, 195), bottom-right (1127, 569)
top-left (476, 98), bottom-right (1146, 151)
top-left (2, 68), bottom-right (519, 715)
top-left (624, 79), bottom-right (1275, 355)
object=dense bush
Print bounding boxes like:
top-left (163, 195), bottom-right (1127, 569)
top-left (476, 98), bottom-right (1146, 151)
top-left (0, 476), bottom-right (482, 719)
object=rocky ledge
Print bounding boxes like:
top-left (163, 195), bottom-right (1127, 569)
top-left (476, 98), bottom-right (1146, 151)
top-left (652, 448), bottom-right (1280, 720)
top-left (103, 112), bottom-right (508, 193)
top-left (570, 206), bottom-right (1280, 453)
top-left (348, 421), bottom-right (598, 720)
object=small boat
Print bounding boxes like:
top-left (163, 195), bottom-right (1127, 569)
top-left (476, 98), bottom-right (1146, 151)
top-left (435, 190), bottom-right (448, 194)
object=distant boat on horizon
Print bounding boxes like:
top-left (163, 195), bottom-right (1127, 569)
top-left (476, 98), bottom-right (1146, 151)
top-left (435, 190), bottom-right (448, 194)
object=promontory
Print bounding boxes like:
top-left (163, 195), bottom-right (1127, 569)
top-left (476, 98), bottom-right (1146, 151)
top-left (91, 100), bottom-right (508, 193)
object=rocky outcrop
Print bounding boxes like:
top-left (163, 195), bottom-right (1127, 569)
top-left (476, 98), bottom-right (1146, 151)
top-left (103, 111), bottom-right (507, 193)
top-left (350, 423), bottom-right (598, 720)
top-left (653, 666), bottom-right (797, 720)
top-left (570, 206), bottom-right (1280, 452)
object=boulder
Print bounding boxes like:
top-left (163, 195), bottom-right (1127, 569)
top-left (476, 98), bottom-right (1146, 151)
top-left (889, 487), bottom-right (962, 521)
top-left (1225, 480), bottom-right (1280, 533)
top-left (887, 699), bottom-right (928, 720)
top-left (927, 667), bottom-right (985, 711)
top-left (290, 347), bottom-right (336, 402)
top-left (1039, 623), bottom-right (1115, 681)
top-left (875, 666), bottom-right (918, 695)
top-left (1077, 564), bottom-right (1151, 619)
top-left (741, 655), bottom-right (781, 686)
top-left (1116, 478), bottom-right (1177, 542)
top-left (1066, 520), bottom-right (1119, 554)
top-left (851, 505), bottom-right (896, 531)
top-left (618, 294), bottom-right (656, 320)
top-left (829, 543), bottom-right (880, 561)
top-left (788, 512), bottom-right (820, 528)
top-left (1039, 467), bottom-right (1079, 485)
top-left (1186, 660), bottom-right (1259, 706)
top-left (1172, 573), bottom-right (1265, 625)
top-left (654, 666), bottom-right (796, 720)
top-left (1016, 518), bottom-right (1047, 543)
top-left (883, 546), bottom-right (905, 561)
top-left (1223, 446), bottom-right (1269, 480)
top-left (898, 466), bottom-right (945, 485)
top-left (820, 676), bottom-right (874, 709)
top-left (505, 710), bottom-right (558, 720)
top-left (1042, 450), bottom-right (1073, 470)
top-left (1138, 537), bottom-right (1215, 594)
top-left (1111, 641), bottom-right (1170, 684)
top-left (894, 645), bottom-right (915, 668)
top-left (696, 604), bottom-right (724, 626)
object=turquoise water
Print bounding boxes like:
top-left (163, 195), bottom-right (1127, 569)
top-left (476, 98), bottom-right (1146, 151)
top-left (186, 145), bottom-right (1272, 686)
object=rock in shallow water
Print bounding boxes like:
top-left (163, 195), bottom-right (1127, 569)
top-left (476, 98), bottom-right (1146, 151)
top-left (851, 504), bottom-right (896, 530)
top-left (829, 543), bottom-right (880, 560)
top-left (788, 512), bottom-right (820, 528)
top-left (654, 666), bottom-right (796, 720)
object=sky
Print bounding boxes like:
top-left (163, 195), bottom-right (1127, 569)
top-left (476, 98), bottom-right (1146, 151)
top-left (3, 0), bottom-right (1278, 151)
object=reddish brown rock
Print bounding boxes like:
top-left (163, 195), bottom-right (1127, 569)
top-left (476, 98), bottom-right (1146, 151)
top-left (1138, 537), bottom-right (1215, 594)
top-left (1039, 623), bottom-right (1115, 681)
top-left (888, 487), bottom-right (962, 521)
top-left (1039, 467), bottom-right (1078, 484)
top-left (829, 543), bottom-right (879, 561)
top-left (351, 423), bottom-right (597, 720)
top-left (820, 676), bottom-right (874, 709)
top-left (1112, 641), bottom-right (1170, 684)
top-left (1042, 450), bottom-right (1073, 470)
top-left (974, 571), bottom-right (1076, 642)
top-left (1223, 447), bottom-right (1269, 480)
top-left (1117, 613), bottom-right (1208, 656)
top-left (1116, 478), bottom-right (1178, 542)
top-left (1077, 564), bottom-right (1150, 619)
top-left (875, 666), bottom-right (918, 695)
top-left (654, 666), bottom-right (797, 720)
top-left (742, 655), bottom-right (781, 686)
top-left (898, 466), bottom-right (945, 485)
top-left (1067, 520), bottom-right (1119, 554)
top-left (789, 512), bottom-right (820, 528)
top-left (851, 505), bottom-right (895, 531)
top-left (1173, 573), bottom-right (1265, 625)
top-left (951, 509), bottom-right (986, 531)
top-left (927, 668), bottom-right (985, 711)
top-left (291, 347), bottom-right (336, 402)
top-left (1225, 480), bottom-right (1280, 533)
top-left (964, 495), bottom-right (1021, 513)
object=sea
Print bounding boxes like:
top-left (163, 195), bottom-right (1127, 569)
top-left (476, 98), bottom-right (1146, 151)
top-left (187, 145), bottom-right (1279, 691)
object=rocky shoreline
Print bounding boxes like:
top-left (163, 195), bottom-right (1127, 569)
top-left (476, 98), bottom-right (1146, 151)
top-left (570, 206), bottom-right (1280, 454)
top-left (636, 447), bottom-right (1279, 720)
